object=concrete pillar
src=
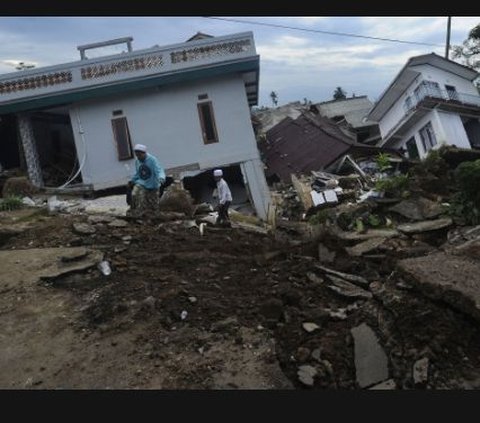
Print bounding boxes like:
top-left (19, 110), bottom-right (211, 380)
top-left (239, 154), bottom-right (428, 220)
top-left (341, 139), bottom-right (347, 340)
top-left (240, 158), bottom-right (271, 221)
top-left (16, 113), bottom-right (43, 187)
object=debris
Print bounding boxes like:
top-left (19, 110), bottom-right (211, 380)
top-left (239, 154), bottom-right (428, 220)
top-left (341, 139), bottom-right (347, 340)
top-left (326, 276), bottom-right (373, 300)
top-left (351, 323), bottom-right (389, 388)
top-left (297, 365), bottom-right (317, 386)
top-left (72, 222), bottom-right (96, 235)
top-left (188, 296), bottom-right (197, 304)
top-left (397, 218), bottom-right (453, 234)
top-left (345, 237), bottom-right (387, 257)
top-left (98, 260), bottom-right (112, 276)
top-left (108, 219), bottom-right (128, 228)
top-left (315, 264), bottom-right (369, 287)
top-left (302, 322), bottom-right (320, 333)
top-left (413, 357), bottom-right (429, 386)
top-left (369, 379), bottom-right (397, 390)
top-left (180, 310), bottom-right (188, 320)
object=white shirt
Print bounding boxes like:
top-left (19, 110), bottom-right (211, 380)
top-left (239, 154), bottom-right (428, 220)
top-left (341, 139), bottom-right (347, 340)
top-left (216, 178), bottom-right (232, 204)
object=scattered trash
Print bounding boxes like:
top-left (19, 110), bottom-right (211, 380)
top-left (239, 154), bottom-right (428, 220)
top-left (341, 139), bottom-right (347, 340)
top-left (180, 310), bottom-right (188, 320)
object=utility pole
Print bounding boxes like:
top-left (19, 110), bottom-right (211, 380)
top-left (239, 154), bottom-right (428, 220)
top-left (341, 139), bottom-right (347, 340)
top-left (445, 16), bottom-right (452, 59)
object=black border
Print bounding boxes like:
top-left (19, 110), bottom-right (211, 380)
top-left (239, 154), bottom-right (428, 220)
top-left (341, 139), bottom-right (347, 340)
top-left (1, 0), bottom-right (478, 16)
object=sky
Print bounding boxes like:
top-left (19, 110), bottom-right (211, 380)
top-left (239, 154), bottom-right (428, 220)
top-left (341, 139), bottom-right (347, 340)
top-left (0, 16), bottom-right (479, 107)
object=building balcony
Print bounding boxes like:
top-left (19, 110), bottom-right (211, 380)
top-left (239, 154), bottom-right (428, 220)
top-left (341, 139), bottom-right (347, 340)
top-left (0, 32), bottom-right (259, 113)
top-left (382, 81), bottom-right (480, 146)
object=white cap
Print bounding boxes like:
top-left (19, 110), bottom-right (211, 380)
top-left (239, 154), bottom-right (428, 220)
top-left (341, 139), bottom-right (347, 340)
top-left (134, 144), bottom-right (147, 152)
top-left (213, 169), bottom-right (223, 177)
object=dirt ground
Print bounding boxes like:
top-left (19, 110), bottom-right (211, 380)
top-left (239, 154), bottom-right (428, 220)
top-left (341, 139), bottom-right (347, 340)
top-left (1, 207), bottom-right (480, 389)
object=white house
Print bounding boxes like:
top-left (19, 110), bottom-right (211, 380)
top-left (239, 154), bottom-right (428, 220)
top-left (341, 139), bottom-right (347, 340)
top-left (0, 32), bottom-right (272, 220)
top-left (367, 53), bottom-right (480, 159)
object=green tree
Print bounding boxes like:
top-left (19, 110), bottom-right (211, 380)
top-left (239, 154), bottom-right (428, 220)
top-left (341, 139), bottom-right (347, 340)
top-left (333, 86), bottom-right (347, 100)
top-left (452, 23), bottom-right (480, 90)
top-left (270, 91), bottom-right (278, 107)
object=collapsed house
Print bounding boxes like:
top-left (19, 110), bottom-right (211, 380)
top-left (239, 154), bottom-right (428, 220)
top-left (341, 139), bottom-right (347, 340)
top-left (314, 95), bottom-right (381, 145)
top-left (367, 53), bottom-right (480, 159)
top-left (251, 101), bottom-right (304, 136)
top-left (259, 110), bottom-right (398, 184)
top-left (0, 32), bottom-right (271, 220)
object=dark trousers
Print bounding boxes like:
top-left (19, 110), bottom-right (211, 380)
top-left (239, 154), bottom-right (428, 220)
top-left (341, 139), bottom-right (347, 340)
top-left (216, 201), bottom-right (231, 226)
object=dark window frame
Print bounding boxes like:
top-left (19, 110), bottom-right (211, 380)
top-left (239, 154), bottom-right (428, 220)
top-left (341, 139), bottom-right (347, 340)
top-left (111, 117), bottom-right (134, 160)
top-left (419, 121), bottom-right (437, 153)
top-left (197, 101), bottom-right (219, 145)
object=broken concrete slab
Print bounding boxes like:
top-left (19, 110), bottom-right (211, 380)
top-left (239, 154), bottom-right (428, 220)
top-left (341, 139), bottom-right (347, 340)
top-left (0, 247), bottom-right (104, 286)
top-left (346, 237), bottom-right (386, 257)
top-left (351, 323), bottom-right (389, 388)
top-left (315, 264), bottom-right (369, 287)
top-left (397, 218), bottom-right (452, 234)
top-left (326, 275), bottom-right (373, 300)
top-left (397, 252), bottom-right (480, 322)
top-left (332, 228), bottom-right (400, 241)
top-left (388, 197), bottom-right (444, 221)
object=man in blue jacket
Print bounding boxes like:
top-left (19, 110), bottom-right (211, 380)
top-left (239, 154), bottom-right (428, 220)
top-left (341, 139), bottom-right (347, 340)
top-left (127, 144), bottom-right (165, 218)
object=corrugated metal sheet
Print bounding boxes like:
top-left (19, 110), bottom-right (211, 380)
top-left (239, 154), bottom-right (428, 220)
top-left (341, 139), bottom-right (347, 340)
top-left (259, 113), bottom-right (356, 182)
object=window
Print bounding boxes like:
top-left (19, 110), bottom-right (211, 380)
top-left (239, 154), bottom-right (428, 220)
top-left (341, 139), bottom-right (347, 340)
top-left (445, 85), bottom-right (459, 101)
top-left (112, 109), bottom-right (123, 116)
top-left (419, 122), bottom-right (437, 153)
top-left (406, 137), bottom-right (420, 159)
top-left (111, 117), bottom-right (133, 160)
top-left (198, 94), bottom-right (208, 100)
top-left (197, 101), bottom-right (219, 144)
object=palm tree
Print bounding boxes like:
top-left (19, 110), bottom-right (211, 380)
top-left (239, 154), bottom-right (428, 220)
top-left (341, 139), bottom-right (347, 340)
top-left (270, 91), bottom-right (278, 107)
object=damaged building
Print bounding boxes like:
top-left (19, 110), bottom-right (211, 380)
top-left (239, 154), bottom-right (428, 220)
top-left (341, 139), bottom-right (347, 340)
top-left (258, 110), bottom-right (397, 185)
top-left (314, 95), bottom-right (381, 145)
top-left (0, 32), bottom-right (271, 220)
top-left (367, 53), bottom-right (480, 159)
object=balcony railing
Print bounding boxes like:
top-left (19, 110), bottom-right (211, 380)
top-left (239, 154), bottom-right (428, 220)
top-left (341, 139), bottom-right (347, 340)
top-left (0, 32), bottom-right (256, 103)
top-left (403, 81), bottom-right (480, 114)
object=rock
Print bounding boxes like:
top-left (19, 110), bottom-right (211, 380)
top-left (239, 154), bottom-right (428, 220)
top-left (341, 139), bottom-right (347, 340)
top-left (351, 323), bottom-right (389, 388)
top-left (59, 248), bottom-right (88, 262)
top-left (413, 357), bottom-right (429, 386)
top-left (332, 228), bottom-right (400, 241)
top-left (306, 272), bottom-right (324, 285)
top-left (122, 235), bottom-right (132, 242)
top-left (311, 348), bottom-right (322, 361)
top-left (346, 237), bottom-right (387, 257)
top-left (188, 296), bottom-right (197, 303)
top-left (452, 239), bottom-right (480, 260)
top-left (302, 322), bottom-right (320, 333)
top-left (108, 219), bottom-right (128, 228)
top-left (388, 197), bottom-right (443, 221)
top-left (142, 296), bottom-right (156, 312)
top-left (72, 222), bottom-right (96, 235)
top-left (397, 218), bottom-right (452, 234)
top-left (297, 365), bottom-right (317, 386)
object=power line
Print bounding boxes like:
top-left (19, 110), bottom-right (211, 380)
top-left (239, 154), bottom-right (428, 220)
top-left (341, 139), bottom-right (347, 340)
top-left (203, 16), bottom-right (445, 48)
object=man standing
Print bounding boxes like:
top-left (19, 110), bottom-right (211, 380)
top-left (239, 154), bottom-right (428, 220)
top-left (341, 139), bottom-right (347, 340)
top-left (127, 144), bottom-right (165, 218)
top-left (213, 168), bottom-right (232, 227)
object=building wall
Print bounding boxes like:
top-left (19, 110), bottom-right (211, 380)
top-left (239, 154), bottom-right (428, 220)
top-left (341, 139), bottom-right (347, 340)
top-left (437, 111), bottom-right (471, 149)
top-left (389, 110), bottom-right (471, 159)
top-left (379, 65), bottom-right (479, 139)
top-left (69, 74), bottom-right (259, 187)
top-left (68, 73), bottom-right (271, 219)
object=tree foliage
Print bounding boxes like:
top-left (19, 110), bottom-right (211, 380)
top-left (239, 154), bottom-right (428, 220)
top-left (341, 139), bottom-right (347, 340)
top-left (270, 91), bottom-right (278, 107)
top-left (333, 86), bottom-right (347, 100)
top-left (451, 23), bottom-right (480, 90)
